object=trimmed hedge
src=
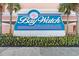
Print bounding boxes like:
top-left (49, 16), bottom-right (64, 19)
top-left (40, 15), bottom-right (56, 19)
top-left (0, 34), bottom-right (79, 47)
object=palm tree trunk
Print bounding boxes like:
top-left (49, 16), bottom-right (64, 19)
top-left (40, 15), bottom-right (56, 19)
top-left (66, 15), bottom-right (69, 36)
top-left (0, 5), bottom-right (2, 35)
top-left (10, 11), bottom-right (12, 34)
top-left (9, 4), bottom-right (13, 34)
top-left (76, 12), bottom-right (79, 36)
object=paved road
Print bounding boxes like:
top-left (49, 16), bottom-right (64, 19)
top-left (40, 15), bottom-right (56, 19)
top-left (0, 47), bottom-right (79, 56)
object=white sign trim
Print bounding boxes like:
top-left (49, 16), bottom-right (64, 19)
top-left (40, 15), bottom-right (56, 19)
top-left (13, 30), bottom-right (65, 37)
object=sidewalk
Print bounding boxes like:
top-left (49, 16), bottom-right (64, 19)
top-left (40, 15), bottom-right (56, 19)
top-left (0, 47), bottom-right (79, 56)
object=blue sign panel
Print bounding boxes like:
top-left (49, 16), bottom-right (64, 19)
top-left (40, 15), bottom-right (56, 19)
top-left (14, 10), bottom-right (65, 31)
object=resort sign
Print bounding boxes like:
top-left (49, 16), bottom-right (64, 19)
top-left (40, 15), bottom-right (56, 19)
top-left (13, 9), bottom-right (65, 37)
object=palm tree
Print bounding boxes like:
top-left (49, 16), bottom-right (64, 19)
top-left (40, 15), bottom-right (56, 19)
top-left (0, 4), bottom-right (5, 35)
top-left (71, 3), bottom-right (79, 36)
top-left (7, 3), bottom-right (21, 34)
top-left (0, 4), bottom-right (3, 35)
top-left (59, 3), bottom-right (71, 35)
top-left (59, 3), bottom-right (79, 36)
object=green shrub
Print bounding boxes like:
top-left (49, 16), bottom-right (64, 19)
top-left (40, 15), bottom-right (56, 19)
top-left (0, 34), bottom-right (79, 47)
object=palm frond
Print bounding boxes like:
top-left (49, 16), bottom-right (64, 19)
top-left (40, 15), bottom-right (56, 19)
top-left (59, 3), bottom-right (71, 15)
top-left (13, 3), bottom-right (21, 12)
top-left (7, 3), bottom-right (21, 13)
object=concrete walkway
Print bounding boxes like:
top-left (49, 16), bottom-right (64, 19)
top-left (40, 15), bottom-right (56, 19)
top-left (0, 47), bottom-right (79, 56)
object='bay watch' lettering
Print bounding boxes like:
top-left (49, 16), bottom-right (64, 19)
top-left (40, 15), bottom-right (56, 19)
top-left (18, 16), bottom-right (61, 25)
top-left (14, 9), bottom-right (65, 37)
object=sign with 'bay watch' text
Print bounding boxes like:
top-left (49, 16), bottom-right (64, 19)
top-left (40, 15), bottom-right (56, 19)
top-left (13, 9), bottom-right (65, 37)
